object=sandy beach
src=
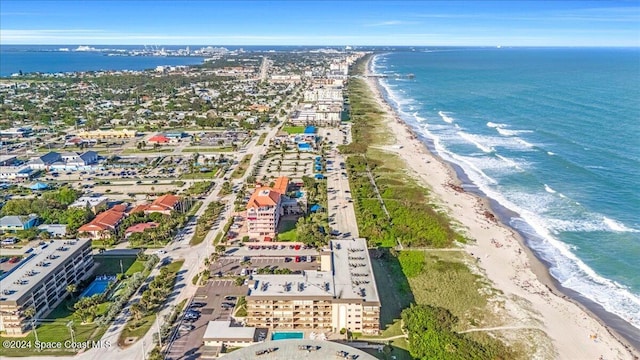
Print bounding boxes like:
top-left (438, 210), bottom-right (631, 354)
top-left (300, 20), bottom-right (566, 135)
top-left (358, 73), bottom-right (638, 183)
top-left (363, 58), bottom-right (639, 359)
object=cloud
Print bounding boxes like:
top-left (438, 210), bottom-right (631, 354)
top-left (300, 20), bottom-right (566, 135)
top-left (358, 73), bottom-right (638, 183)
top-left (364, 20), bottom-right (419, 27)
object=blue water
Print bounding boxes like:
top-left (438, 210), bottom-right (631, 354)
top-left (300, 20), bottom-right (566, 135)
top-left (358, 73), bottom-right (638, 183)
top-left (373, 48), bottom-right (640, 330)
top-left (0, 46), bottom-right (205, 76)
top-left (271, 332), bottom-right (304, 340)
top-left (80, 279), bottom-right (111, 298)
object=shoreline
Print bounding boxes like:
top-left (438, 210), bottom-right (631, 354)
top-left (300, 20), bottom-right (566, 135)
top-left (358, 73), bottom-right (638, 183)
top-left (362, 54), bottom-right (639, 359)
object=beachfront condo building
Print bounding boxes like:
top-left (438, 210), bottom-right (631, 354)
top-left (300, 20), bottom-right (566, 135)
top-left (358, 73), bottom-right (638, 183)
top-left (0, 239), bottom-right (94, 335)
top-left (246, 177), bottom-right (289, 239)
top-left (245, 238), bottom-right (380, 335)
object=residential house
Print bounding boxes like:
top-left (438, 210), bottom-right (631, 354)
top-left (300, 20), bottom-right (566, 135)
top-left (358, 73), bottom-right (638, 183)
top-left (124, 222), bottom-right (158, 238)
top-left (69, 196), bottom-right (109, 213)
top-left (129, 194), bottom-right (183, 216)
top-left (28, 152), bottom-right (61, 170)
top-left (37, 224), bottom-right (68, 238)
top-left (0, 214), bottom-right (39, 232)
top-left (77, 204), bottom-right (127, 238)
top-left (0, 166), bottom-right (36, 182)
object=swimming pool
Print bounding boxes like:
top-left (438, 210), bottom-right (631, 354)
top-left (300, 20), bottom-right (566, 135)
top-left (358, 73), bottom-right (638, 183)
top-left (80, 279), bottom-right (111, 298)
top-left (271, 332), bottom-right (304, 340)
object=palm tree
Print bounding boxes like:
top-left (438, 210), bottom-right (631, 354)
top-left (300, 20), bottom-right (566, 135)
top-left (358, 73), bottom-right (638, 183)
top-left (23, 306), bottom-right (36, 320)
top-left (66, 284), bottom-right (77, 298)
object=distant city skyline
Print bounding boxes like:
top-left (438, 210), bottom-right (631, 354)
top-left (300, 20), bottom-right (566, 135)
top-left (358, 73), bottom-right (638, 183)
top-left (1, 1), bottom-right (639, 46)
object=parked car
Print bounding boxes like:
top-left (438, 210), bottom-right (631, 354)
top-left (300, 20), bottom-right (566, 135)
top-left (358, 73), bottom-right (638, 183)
top-left (224, 296), bottom-right (237, 301)
top-left (295, 256), bottom-right (301, 263)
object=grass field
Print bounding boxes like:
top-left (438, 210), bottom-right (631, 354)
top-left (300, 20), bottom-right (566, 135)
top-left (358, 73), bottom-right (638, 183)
top-left (231, 154), bottom-right (252, 179)
top-left (0, 300), bottom-right (108, 356)
top-left (119, 260), bottom-right (184, 345)
top-left (93, 254), bottom-right (138, 275)
top-left (182, 147), bottom-right (233, 152)
top-left (283, 126), bottom-right (305, 134)
top-left (179, 169), bottom-right (219, 179)
top-left (276, 220), bottom-right (297, 241)
top-left (256, 133), bottom-right (267, 146)
top-left (121, 148), bottom-right (174, 154)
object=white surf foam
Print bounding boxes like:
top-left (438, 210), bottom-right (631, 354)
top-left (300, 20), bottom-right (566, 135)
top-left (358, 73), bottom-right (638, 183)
top-left (603, 217), bottom-right (639, 233)
top-left (496, 127), bottom-right (533, 137)
top-left (547, 151), bottom-right (555, 156)
top-left (457, 131), bottom-right (495, 153)
top-left (544, 184), bottom-right (556, 194)
top-left (373, 54), bottom-right (640, 329)
top-left (486, 122), bottom-right (506, 128)
top-left (438, 111), bottom-right (455, 123)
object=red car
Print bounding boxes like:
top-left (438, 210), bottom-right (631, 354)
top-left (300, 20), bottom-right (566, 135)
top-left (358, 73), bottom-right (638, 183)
top-left (295, 256), bottom-right (301, 263)
top-left (294, 245), bottom-right (301, 251)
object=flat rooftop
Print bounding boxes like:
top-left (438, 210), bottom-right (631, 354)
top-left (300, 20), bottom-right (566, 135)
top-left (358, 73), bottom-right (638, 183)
top-left (219, 339), bottom-right (377, 360)
top-left (0, 239), bottom-right (91, 303)
top-left (203, 320), bottom-right (256, 341)
top-left (249, 271), bottom-right (334, 299)
top-left (331, 238), bottom-right (379, 304)
top-left (247, 238), bottom-right (379, 304)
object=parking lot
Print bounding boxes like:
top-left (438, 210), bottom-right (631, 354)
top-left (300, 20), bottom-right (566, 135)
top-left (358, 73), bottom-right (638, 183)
top-left (210, 256), bottom-right (320, 277)
top-left (165, 279), bottom-right (246, 360)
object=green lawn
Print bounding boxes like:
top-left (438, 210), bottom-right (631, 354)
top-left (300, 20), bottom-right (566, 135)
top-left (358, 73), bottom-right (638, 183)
top-left (283, 126), bottom-right (305, 134)
top-left (93, 254), bottom-right (138, 275)
top-left (256, 133), bottom-right (267, 146)
top-left (125, 260), bottom-right (145, 276)
top-left (0, 300), bottom-right (108, 356)
top-left (183, 147), bottom-right (234, 152)
top-left (277, 220), bottom-right (297, 241)
top-left (179, 169), bottom-right (219, 179)
top-left (118, 260), bottom-right (184, 346)
top-left (121, 148), bottom-right (174, 154)
top-left (231, 154), bottom-right (252, 179)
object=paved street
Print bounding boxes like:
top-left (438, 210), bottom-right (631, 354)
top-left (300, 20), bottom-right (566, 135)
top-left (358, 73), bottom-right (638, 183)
top-left (165, 279), bottom-right (246, 360)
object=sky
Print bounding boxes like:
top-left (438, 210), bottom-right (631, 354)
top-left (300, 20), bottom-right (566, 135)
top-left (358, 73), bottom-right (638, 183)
top-left (1, 1), bottom-right (639, 46)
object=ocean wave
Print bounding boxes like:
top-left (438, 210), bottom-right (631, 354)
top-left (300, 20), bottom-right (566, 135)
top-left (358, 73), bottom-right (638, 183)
top-left (486, 122), bottom-right (507, 128)
top-left (423, 133), bottom-right (640, 328)
top-left (438, 111), bottom-right (455, 123)
top-left (603, 217), bottom-right (639, 233)
top-left (544, 184), bottom-right (557, 194)
top-left (457, 131), bottom-right (495, 153)
top-left (496, 127), bottom-right (533, 137)
top-left (547, 151), bottom-right (555, 156)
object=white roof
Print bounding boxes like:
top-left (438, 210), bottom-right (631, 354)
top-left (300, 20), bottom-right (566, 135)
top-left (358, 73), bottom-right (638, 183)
top-left (203, 321), bottom-right (256, 341)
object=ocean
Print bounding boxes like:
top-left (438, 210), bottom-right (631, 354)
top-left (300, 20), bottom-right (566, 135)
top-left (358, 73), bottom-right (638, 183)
top-left (372, 48), bottom-right (640, 337)
top-left (0, 45), bottom-right (208, 76)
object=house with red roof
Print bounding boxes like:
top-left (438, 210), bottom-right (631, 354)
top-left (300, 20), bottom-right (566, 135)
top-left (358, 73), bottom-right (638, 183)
top-left (78, 205), bottom-right (128, 239)
top-left (129, 194), bottom-right (183, 216)
top-left (148, 134), bottom-right (170, 144)
top-left (124, 222), bottom-right (158, 238)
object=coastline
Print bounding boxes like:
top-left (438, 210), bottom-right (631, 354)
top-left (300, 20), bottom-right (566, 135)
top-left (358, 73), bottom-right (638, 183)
top-left (362, 54), bottom-right (639, 359)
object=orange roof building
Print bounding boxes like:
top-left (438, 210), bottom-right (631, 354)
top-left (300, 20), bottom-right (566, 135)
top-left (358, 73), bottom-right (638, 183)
top-left (129, 194), bottom-right (182, 216)
top-left (148, 134), bottom-right (170, 144)
top-left (78, 205), bottom-right (127, 238)
top-left (246, 177), bottom-right (289, 239)
top-left (125, 222), bottom-right (158, 236)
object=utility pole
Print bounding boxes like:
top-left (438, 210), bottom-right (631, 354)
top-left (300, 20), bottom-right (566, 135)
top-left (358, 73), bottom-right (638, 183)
top-left (142, 339), bottom-right (147, 360)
